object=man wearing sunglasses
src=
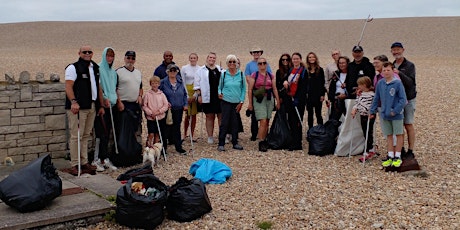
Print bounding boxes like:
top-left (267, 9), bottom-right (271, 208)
top-left (65, 45), bottom-right (101, 176)
top-left (154, 50), bottom-right (181, 80)
top-left (114, 51), bottom-right (144, 165)
top-left (244, 47), bottom-right (272, 141)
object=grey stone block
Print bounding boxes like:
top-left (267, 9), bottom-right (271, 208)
top-left (0, 140), bottom-right (16, 149)
top-left (50, 73), bottom-right (60, 82)
top-left (15, 101), bottom-right (40, 108)
top-left (25, 130), bottom-right (53, 138)
top-left (45, 114), bottom-right (66, 130)
top-left (11, 108), bottom-right (25, 117)
top-left (0, 110), bottom-right (10, 126)
top-left (5, 133), bottom-right (24, 140)
top-left (39, 83), bottom-right (65, 92)
top-left (19, 71), bottom-right (31, 84)
top-left (33, 92), bottom-right (66, 101)
top-left (0, 126), bottom-right (18, 134)
top-left (25, 107), bottom-right (54, 116)
top-left (39, 135), bottom-right (66, 145)
top-left (0, 103), bottom-right (15, 109)
top-left (17, 137), bottom-right (39, 147)
top-left (18, 123), bottom-right (45, 132)
top-left (48, 143), bottom-right (67, 151)
top-left (20, 85), bottom-right (33, 101)
top-left (11, 116), bottom-right (40, 125)
top-left (36, 72), bottom-right (45, 83)
top-left (8, 145), bottom-right (47, 155)
top-left (41, 99), bottom-right (66, 106)
top-left (5, 72), bottom-right (15, 84)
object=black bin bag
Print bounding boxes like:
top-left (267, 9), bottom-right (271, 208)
top-left (266, 104), bottom-right (292, 150)
top-left (116, 174), bottom-right (168, 230)
top-left (167, 177), bottom-right (212, 222)
top-left (0, 154), bottom-right (62, 212)
top-left (307, 119), bottom-right (341, 156)
top-left (111, 109), bottom-right (142, 167)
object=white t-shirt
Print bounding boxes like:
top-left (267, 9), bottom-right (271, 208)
top-left (335, 73), bottom-right (347, 95)
top-left (65, 63), bottom-right (97, 101)
top-left (181, 64), bottom-right (200, 85)
top-left (116, 66), bottom-right (142, 102)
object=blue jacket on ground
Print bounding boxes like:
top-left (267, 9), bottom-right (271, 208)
top-left (189, 158), bottom-right (232, 184)
top-left (370, 77), bottom-right (407, 120)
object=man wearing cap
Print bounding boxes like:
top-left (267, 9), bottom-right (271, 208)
top-left (154, 50), bottom-right (180, 79)
top-left (64, 45), bottom-right (100, 175)
top-left (391, 42), bottom-right (417, 159)
top-left (115, 51), bottom-right (143, 163)
top-left (345, 45), bottom-right (375, 99)
top-left (244, 47), bottom-right (272, 141)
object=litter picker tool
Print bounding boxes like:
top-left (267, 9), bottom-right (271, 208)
top-left (349, 115), bottom-right (354, 159)
top-left (188, 103), bottom-right (195, 158)
top-left (362, 116), bottom-right (371, 165)
top-left (109, 105), bottom-right (119, 154)
top-left (155, 116), bottom-right (167, 161)
top-left (77, 112), bottom-right (81, 177)
top-left (357, 15), bottom-right (373, 46)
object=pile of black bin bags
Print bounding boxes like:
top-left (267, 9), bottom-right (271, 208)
top-left (116, 174), bottom-right (212, 229)
top-left (0, 154), bottom-right (62, 212)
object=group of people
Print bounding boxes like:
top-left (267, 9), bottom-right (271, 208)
top-left (65, 41), bottom-right (417, 176)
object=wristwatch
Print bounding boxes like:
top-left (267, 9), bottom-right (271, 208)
top-left (71, 99), bottom-right (78, 104)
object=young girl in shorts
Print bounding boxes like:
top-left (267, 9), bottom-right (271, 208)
top-left (142, 76), bottom-right (169, 148)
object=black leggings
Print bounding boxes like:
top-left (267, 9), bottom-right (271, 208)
top-left (306, 101), bottom-right (323, 129)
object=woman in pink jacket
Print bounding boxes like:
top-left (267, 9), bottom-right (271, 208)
top-left (142, 76), bottom-right (170, 148)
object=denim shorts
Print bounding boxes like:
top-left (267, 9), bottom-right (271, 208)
top-left (381, 119), bottom-right (404, 136)
top-left (403, 99), bottom-right (416, 124)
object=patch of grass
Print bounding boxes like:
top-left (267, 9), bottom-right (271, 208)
top-left (104, 210), bottom-right (116, 222)
top-left (257, 220), bottom-right (273, 229)
top-left (106, 195), bottom-right (116, 204)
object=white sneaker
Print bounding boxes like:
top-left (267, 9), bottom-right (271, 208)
top-left (103, 158), bottom-right (117, 171)
top-left (92, 159), bottom-right (105, 172)
top-left (207, 137), bottom-right (214, 144)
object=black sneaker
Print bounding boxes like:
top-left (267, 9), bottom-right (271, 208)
top-left (233, 144), bottom-right (243, 150)
top-left (404, 149), bottom-right (415, 160)
top-left (176, 148), bottom-right (187, 155)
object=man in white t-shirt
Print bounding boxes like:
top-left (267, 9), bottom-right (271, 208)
top-left (115, 51), bottom-right (143, 157)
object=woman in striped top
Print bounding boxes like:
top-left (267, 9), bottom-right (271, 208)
top-left (351, 76), bottom-right (376, 157)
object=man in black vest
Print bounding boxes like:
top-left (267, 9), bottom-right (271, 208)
top-left (65, 45), bottom-right (102, 176)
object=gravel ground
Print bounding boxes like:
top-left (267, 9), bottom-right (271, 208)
top-left (1, 18), bottom-right (459, 229)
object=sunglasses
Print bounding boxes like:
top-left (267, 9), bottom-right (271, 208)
top-left (258, 62), bottom-right (267, 65)
top-left (126, 56), bottom-right (135, 60)
top-left (228, 61), bottom-right (237, 64)
top-left (169, 68), bottom-right (178, 72)
top-left (281, 58), bottom-right (289, 61)
top-left (251, 51), bottom-right (261, 54)
top-left (81, 51), bottom-right (93, 55)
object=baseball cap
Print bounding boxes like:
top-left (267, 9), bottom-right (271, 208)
top-left (352, 45), bottom-right (363, 52)
top-left (166, 64), bottom-right (179, 71)
top-left (125, 51), bottom-right (136, 57)
top-left (391, 42), bottom-right (404, 48)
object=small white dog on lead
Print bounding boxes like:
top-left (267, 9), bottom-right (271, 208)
top-left (143, 143), bottom-right (162, 168)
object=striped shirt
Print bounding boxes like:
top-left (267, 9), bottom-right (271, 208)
top-left (353, 91), bottom-right (375, 116)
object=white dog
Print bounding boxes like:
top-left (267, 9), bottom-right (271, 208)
top-left (143, 143), bottom-right (162, 168)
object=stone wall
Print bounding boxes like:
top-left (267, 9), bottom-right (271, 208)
top-left (0, 72), bottom-right (68, 163)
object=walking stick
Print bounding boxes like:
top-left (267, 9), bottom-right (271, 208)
top-left (362, 116), bottom-right (371, 165)
top-left (155, 116), bottom-right (167, 161)
top-left (188, 103), bottom-right (195, 158)
top-left (77, 112), bottom-right (81, 177)
top-left (109, 105), bottom-right (119, 154)
top-left (349, 116), bottom-right (354, 159)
